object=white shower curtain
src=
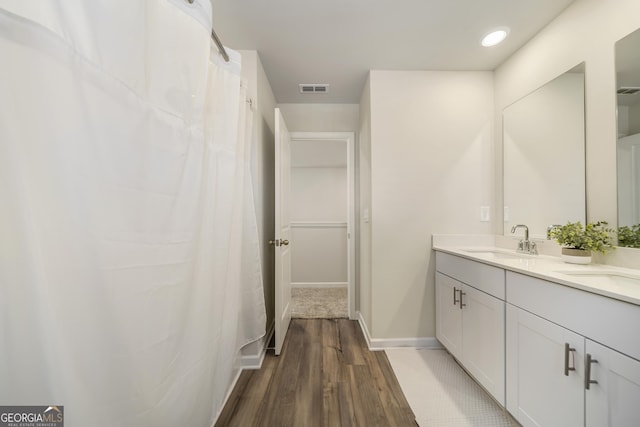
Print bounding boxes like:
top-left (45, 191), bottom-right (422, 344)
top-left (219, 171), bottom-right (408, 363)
top-left (0, 1), bottom-right (266, 426)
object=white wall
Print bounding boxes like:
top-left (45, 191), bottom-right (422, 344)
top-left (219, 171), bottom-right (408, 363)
top-left (291, 167), bottom-right (347, 220)
top-left (618, 133), bottom-right (640, 227)
top-left (494, 0), bottom-right (640, 232)
top-left (277, 103), bottom-right (359, 132)
top-left (290, 166), bottom-right (348, 285)
top-left (239, 50), bottom-right (276, 359)
top-left (358, 77), bottom-right (372, 327)
top-left (256, 53), bottom-right (277, 335)
top-left (361, 70), bottom-right (494, 339)
top-left (291, 227), bottom-right (348, 284)
top-left (630, 102), bottom-right (640, 135)
top-left (618, 103), bottom-right (640, 137)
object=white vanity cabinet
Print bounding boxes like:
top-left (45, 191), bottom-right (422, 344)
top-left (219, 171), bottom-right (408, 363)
top-left (506, 305), bottom-right (584, 427)
top-left (435, 252), bottom-right (506, 404)
top-left (585, 340), bottom-right (640, 427)
top-left (506, 271), bottom-right (640, 427)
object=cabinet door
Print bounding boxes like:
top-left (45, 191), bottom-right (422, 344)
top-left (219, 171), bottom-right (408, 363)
top-left (435, 272), bottom-right (462, 359)
top-left (506, 305), bottom-right (584, 427)
top-left (586, 340), bottom-right (640, 427)
top-left (462, 284), bottom-right (505, 405)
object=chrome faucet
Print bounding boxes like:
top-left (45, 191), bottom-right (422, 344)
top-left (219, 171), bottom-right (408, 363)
top-left (511, 224), bottom-right (537, 254)
top-left (511, 224), bottom-right (529, 241)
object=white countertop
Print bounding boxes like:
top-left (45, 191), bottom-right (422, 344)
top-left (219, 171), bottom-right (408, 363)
top-left (433, 244), bottom-right (640, 306)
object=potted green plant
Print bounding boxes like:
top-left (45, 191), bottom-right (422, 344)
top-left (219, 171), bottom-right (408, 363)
top-left (549, 221), bottom-right (614, 264)
top-left (617, 224), bottom-right (640, 248)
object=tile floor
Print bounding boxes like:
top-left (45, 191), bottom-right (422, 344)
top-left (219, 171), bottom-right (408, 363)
top-left (386, 348), bottom-right (520, 427)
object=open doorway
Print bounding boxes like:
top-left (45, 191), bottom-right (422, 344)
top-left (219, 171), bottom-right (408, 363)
top-left (289, 132), bottom-right (356, 319)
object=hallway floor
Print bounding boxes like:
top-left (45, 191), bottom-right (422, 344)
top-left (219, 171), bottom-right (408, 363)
top-left (216, 319), bottom-right (416, 426)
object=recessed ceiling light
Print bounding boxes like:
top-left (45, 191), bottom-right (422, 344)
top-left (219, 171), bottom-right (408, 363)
top-left (482, 28), bottom-right (509, 47)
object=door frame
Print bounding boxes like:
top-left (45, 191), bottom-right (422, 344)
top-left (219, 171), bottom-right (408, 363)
top-left (289, 131), bottom-right (356, 319)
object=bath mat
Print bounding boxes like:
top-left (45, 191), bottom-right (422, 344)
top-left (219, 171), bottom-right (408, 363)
top-left (291, 287), bottom-right (348, 318)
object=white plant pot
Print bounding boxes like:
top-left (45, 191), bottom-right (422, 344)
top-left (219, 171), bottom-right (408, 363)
top-left (561, 248), bottom-right (592, 264)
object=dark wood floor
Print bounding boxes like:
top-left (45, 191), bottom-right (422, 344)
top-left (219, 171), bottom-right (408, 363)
top-left (215, 319), bottom-right (417, 427)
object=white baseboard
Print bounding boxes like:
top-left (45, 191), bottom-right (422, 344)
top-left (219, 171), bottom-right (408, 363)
top-left (369, 337), bottom-right (443, 351)
top-left (357, 311), bottom-right (374, 348)
top-left (241, 323), bottom-right (274, 370)
top-left (291, 282), bottom-right (348, 288)
top-left (356, 311), bottom-right (443, 351)
top-left (240, 349), bottom-right (266, 370)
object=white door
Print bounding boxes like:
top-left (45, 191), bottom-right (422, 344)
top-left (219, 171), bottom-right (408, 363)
top-left (506, 304), bottom-right (584, 427)
top-left (586, 339), bottom-right (640, 427)
top-left (274, 108), bottom-right (292, 356)
top-left (435, 272), bottom-right (462, 359)
top-left (461, 284), bottom-right (505, 405)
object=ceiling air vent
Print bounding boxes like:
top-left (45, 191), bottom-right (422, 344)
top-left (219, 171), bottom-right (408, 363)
top-left (299, 84), bottom-right (329, 94)
top-left (617, 87), bottom-right (640, 95)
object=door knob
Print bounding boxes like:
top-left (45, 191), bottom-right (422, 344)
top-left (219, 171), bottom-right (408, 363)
top-left (280, 239), bottom-right (289, 246)
top-left (268, 239), bottom-right (280, 246)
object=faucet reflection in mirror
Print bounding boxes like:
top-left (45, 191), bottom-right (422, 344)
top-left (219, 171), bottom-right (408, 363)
top-left (503, 63), bottom-right (586, 239)
top-left (616, 28), bottom-right (640, 247)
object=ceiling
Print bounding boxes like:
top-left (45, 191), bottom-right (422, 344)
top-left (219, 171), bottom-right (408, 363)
top-left (212, 0), bottom-right (575, 104)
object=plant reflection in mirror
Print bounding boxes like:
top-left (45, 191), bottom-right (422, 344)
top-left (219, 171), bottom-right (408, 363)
top-left (617, 224), bottom-right (640, 248)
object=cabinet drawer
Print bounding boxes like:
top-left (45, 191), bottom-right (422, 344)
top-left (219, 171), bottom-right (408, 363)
top-left (436, 251), bottom-right (505, 299)
top-left (507, 271), bottom-right (640, 361)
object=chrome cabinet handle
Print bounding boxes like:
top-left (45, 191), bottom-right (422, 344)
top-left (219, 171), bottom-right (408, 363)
top-left (459, 291), bottom-right (466, 309)
top-left (564, 343), bottom-right (576, 376)
top-left (585, 353), bottom-right (598, 390)
top-left (453, 287), bottom-right (459, 306)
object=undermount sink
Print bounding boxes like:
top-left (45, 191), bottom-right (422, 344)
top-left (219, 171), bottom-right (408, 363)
top-left (554, 270), bottom-right (640, 287)
top-left (462, 249), bottom-right (530, 260)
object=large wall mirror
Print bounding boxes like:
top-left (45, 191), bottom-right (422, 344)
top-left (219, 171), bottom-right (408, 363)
top-left (503, 63), bottom-right (586, 238)
top-left (616, 28), bottom-right (640, 248)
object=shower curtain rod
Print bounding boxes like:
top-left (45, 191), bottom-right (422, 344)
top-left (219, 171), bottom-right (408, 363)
top-left (184, 0), bottom-right (228, 61)
top-left (211, 27), bottom-right (229, 62)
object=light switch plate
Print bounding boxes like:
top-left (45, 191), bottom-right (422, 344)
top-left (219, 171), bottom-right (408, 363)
top-left (480, 206), bottom-right (490, 222)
